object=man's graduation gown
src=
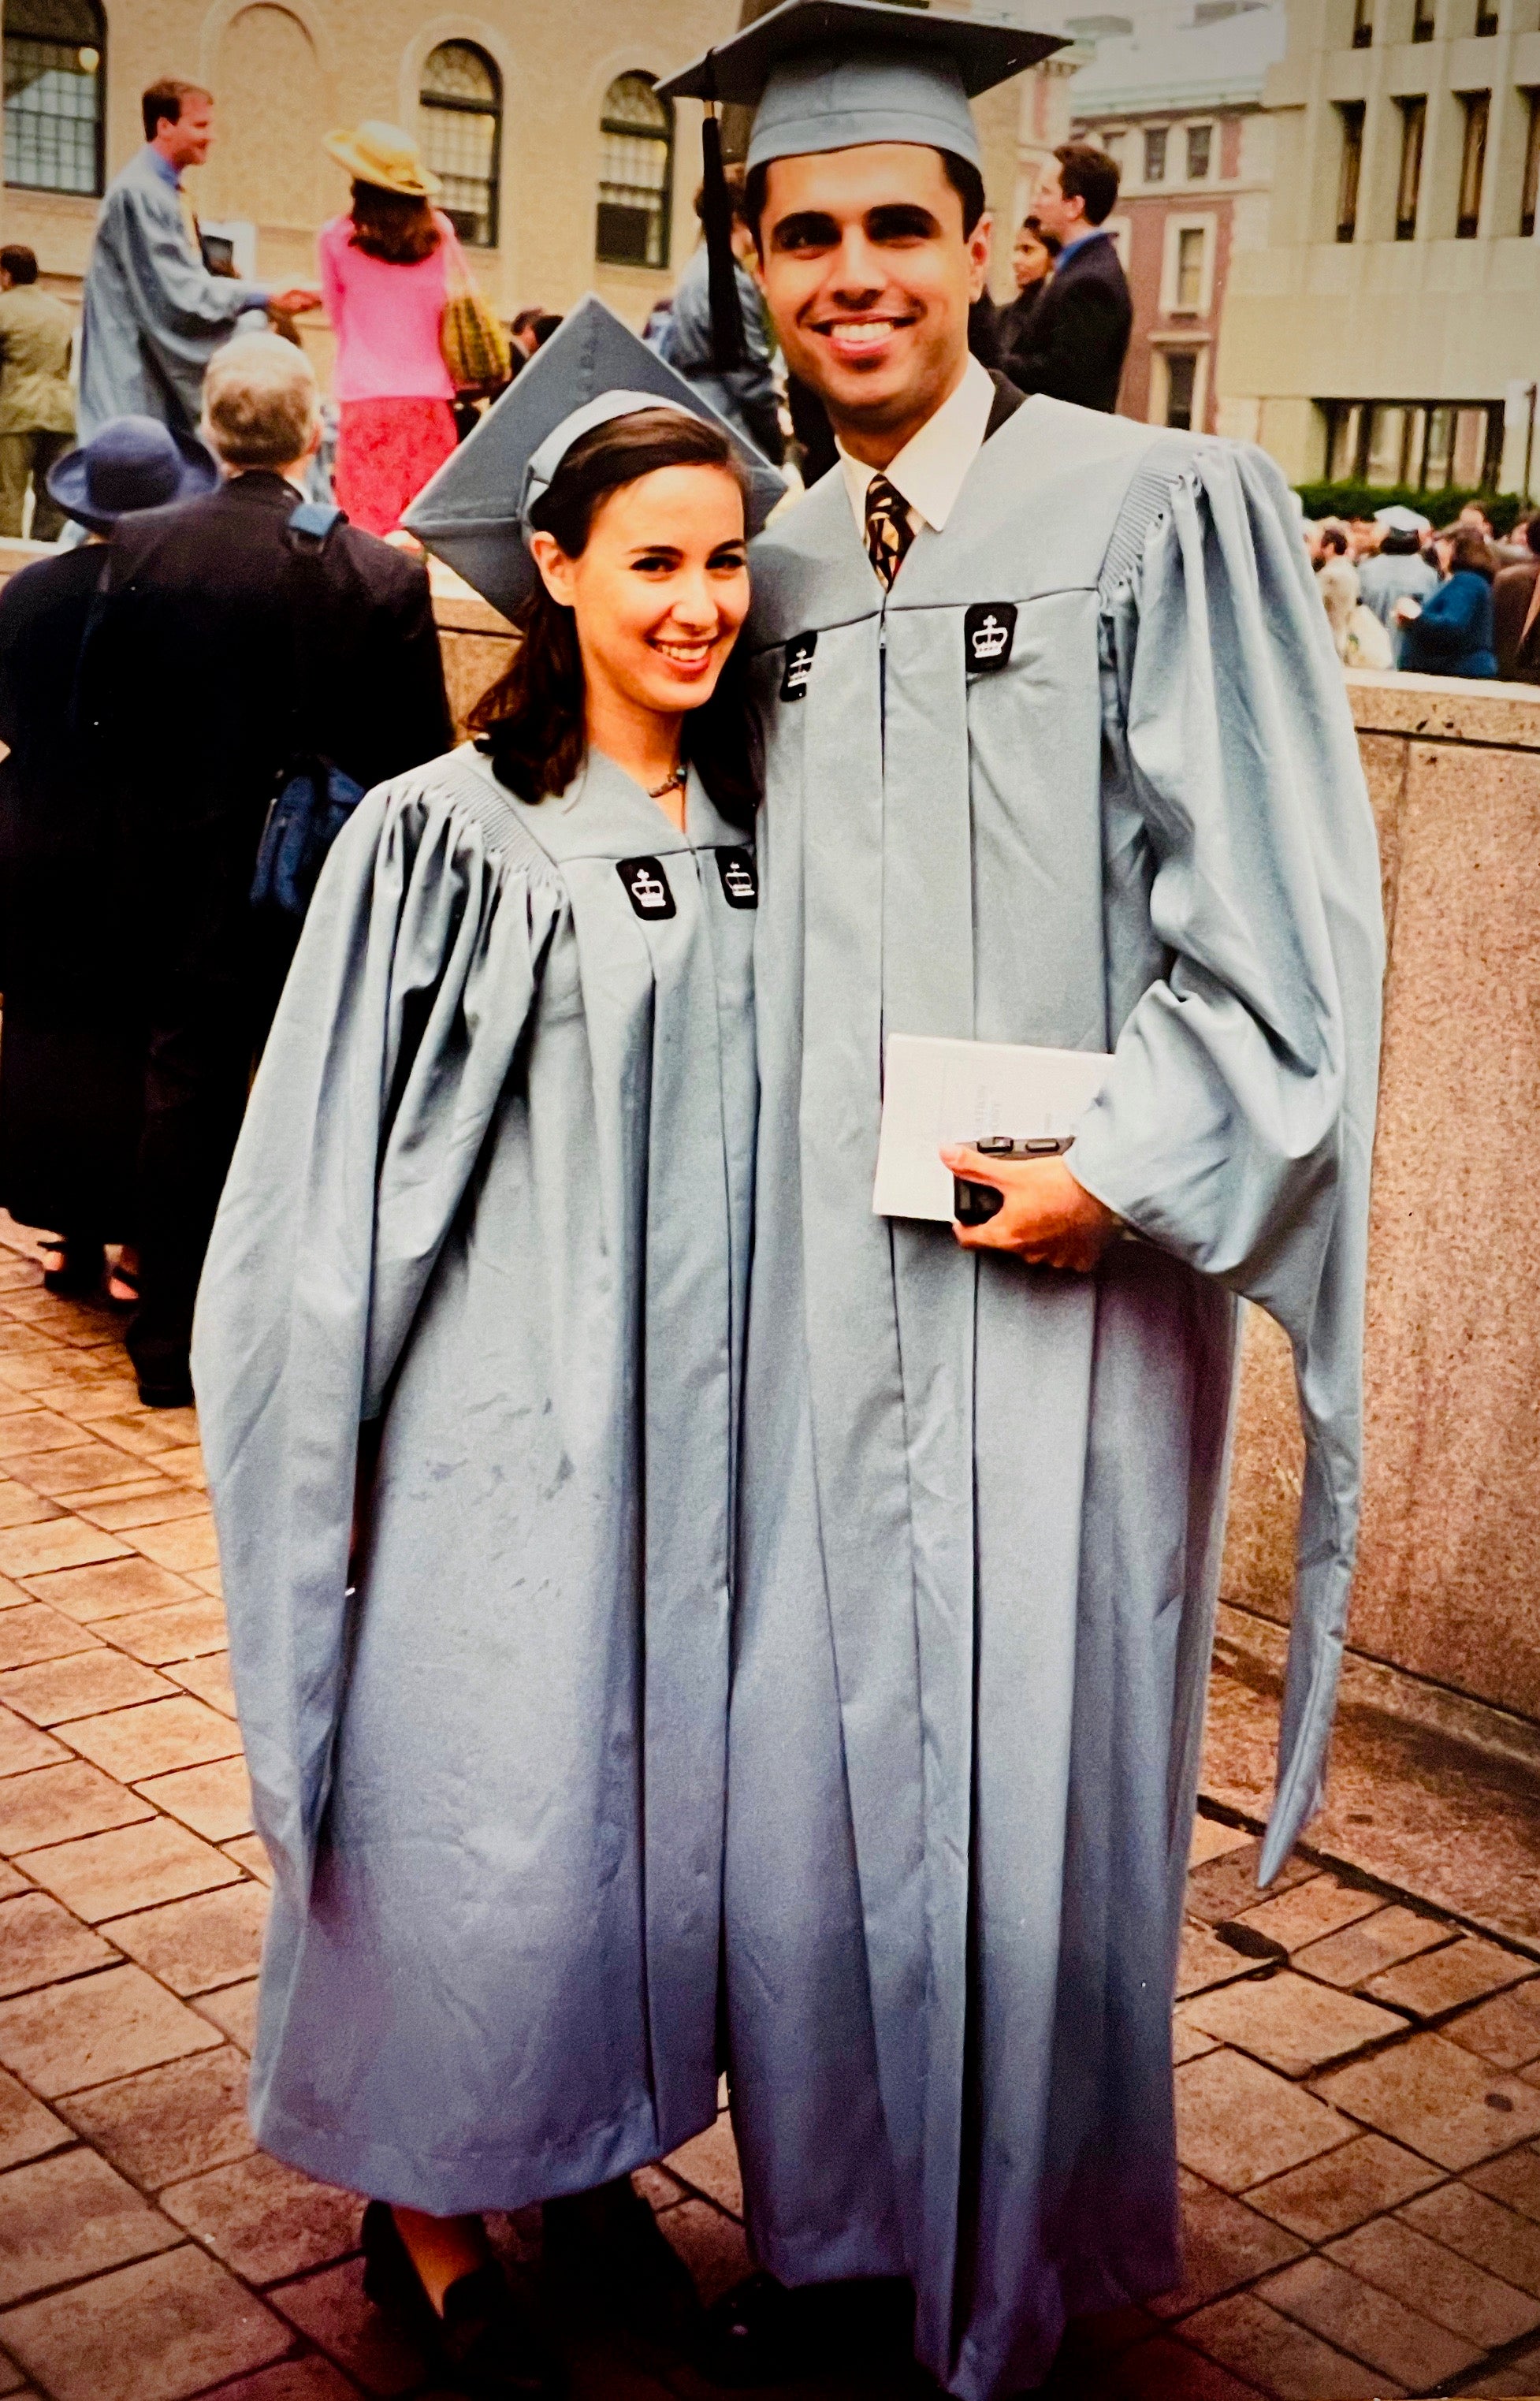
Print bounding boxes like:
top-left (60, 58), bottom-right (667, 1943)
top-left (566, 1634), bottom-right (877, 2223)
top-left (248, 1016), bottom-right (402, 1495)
top-left (730, 395), bottom-right (1382, 2399)
top-left (192, 746), bottom-right (756, 2209)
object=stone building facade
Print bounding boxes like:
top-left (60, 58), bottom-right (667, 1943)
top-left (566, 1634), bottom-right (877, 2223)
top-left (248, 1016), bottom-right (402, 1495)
top-left (1066, 0), bottom-right (1282, 432)
top-left (1216, 0), bottom-right (1540, 490)
top-left (1, 0), bottom-right (1074, 388)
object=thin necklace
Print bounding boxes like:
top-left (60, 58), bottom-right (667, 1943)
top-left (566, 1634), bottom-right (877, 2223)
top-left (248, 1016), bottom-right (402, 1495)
top-left (649, 762), bottom-right (686, 800)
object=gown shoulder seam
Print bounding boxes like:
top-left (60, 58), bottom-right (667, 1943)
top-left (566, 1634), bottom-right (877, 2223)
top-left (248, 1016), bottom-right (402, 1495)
top-left (1096, 441), bottom-right (1204, 608)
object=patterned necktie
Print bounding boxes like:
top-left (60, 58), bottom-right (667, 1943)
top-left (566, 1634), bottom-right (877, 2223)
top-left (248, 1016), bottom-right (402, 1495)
top-left (865, 473), bottom-right (916, 590)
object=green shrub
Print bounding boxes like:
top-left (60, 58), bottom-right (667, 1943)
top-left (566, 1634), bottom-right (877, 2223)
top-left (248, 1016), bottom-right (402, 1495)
top-left (1293, 481), bottom-right (1524, 535)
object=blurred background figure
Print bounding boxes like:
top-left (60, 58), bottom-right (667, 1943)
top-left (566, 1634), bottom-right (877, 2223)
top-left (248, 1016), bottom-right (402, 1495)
top-left (1358, 505), bottom-right (1438, 665)
top-left (997, 221), bottom-right (1059, 393)
top-left (1493, 514), bottom-right (1540, 682)
top-left (1313, 522), bottom-right (1360, 659)
top-left (1007, 143), bottom-right (1131, 413)
top-left (84, 334), bottom-right (452, 1405)
top-left (0, 247), bottom-right (75, 542)
top-left (79, 80), bottom-right (317, 445)
top-left (651, 167), bottom-right (785, 463)
top-left (319, 122), bottom-right (474, 535)
top-left (1397, 524), bottom-right (1500, 679)
top-left (0, 415), bottom-right (218, 1304)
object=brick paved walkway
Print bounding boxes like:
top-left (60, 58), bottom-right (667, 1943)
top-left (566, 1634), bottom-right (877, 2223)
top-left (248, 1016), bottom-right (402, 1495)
top-left (3, 1217), bottom-right (1540, 2401)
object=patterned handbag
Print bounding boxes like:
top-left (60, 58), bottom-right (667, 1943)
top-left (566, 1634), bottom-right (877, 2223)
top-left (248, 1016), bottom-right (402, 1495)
top-left (440, 240), bottom-right (511, 392)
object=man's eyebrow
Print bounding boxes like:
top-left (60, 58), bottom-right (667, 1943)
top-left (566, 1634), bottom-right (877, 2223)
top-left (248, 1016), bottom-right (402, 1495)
top-left (768, 210), bottom-right (842, 249)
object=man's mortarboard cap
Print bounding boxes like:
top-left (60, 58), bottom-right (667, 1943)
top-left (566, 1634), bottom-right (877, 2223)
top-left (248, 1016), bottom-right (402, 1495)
top-left (657, 0), bottom-right (1065, 175)
top-left (403, 294), bottom-right (786, 623)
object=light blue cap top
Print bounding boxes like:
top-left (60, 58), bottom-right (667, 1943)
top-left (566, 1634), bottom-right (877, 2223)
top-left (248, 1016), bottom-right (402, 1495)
top-left (745, 43), bottom-right (980, 171)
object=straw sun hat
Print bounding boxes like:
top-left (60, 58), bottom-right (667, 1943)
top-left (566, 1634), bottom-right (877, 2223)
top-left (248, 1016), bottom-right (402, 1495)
top-left (323, 120), bottom-right (441, 198)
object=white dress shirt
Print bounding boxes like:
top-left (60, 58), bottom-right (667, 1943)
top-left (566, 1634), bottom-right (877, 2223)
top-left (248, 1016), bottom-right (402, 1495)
top-left (837, 350), bottom-right (996, 545)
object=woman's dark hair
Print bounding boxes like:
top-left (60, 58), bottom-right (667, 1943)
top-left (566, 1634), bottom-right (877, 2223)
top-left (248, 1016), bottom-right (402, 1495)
top-left (744, 147), bottom-right (985, 247)
top-left (1443, 526), bottom-right (1498, 581)
top-left (1317, 526), bottom-right (1349, 557)
top-left (470, 409), bottom-right (758, 828)
top-left (349, 180), bottom-right (441, 264)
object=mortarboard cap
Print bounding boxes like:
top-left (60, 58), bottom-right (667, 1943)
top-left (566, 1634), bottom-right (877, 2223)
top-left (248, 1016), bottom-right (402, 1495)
top-left (1374, 503), bottom-right (1431, 534)
top-left (403, 294), bottom-right (787, 623)
top-left (658, 0), bottom-right (1064, 176)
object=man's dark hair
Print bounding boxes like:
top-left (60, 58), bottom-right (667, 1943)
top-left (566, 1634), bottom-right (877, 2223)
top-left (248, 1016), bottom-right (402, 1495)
top-left (1055, 141), bottom-right (1120, 226)
top-left (1317, 526), bottom-right (1349, 557)
top-left (1445, 526), bottom-right (1498, 581)
top-left (142, 79), bottom-right (211, 141)
top-left (744, 148), bottom-right (986, 249)
top-left (511, 307), bottom-right (545, 337)
top-left (0, 247), bottom-right (38, 286)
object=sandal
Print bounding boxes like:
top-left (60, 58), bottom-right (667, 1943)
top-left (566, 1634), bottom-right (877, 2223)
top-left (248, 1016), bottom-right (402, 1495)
top-left (106, 1262), bottom-right (139, 1308)
top-left (37, 1238), bottom-right (105, 1298)
top-left (361, 2201), bottom-right (566, 2398)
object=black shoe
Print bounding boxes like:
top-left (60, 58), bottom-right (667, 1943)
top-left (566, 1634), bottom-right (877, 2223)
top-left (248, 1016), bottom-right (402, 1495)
top-left (136, 1377), bottom-right (195, 1410)
top-left (361, 2199), bottom-right (567, 2398)
top-left (694, 2270), bottom-right (915, 2389)
top-left (543, 2174), bottom-right (701, 2350)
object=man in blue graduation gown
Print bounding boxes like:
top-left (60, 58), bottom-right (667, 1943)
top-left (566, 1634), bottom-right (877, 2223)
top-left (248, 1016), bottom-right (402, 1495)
top-left (79, 78), bottom-right (318, 441)
top-left (660, 8), bottom-right (1384, 2397)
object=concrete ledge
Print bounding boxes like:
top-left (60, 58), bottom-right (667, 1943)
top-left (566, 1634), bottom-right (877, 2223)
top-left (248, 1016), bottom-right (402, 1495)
top-left (1347, 666), bottom-right (1540, 749)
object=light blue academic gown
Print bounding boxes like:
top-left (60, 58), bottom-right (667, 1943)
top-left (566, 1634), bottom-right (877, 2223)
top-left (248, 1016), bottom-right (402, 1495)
top-left (729, 400), bottom-right (1383, 2399)
top-left (192, 746), bottom-right (757, 2211)
top-left (79, 150), bottom-right (269, 441)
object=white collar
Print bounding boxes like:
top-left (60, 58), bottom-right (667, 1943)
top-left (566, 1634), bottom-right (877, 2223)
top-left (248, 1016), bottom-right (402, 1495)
top-left (838, 352), bottom-right (995, 540)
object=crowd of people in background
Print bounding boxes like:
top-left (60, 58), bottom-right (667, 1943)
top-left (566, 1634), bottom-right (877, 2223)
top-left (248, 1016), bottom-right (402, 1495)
top-left (1305, 498), bottom-right (1540, 681)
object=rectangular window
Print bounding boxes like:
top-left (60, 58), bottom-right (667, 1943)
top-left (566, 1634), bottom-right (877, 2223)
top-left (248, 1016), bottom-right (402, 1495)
top-left (1337, 101), bottom-right (1364, 240)
top-left (1523, 90), bottom-right (1540, 236)
top-left (1396, 96), bottom-right (1426, 239)
top-left (1164, 353), bottom-right (1198, 431)
top-left (1186, 123), bottom-right (1212, 179)
top-left (1144, 126), bottom-right (1167, 181)
top-left (1475, 2), bottom-right (1497, 29)
top-left (1102, 129), bottom-right (1126, 169)
top-left (1456, 90), bottom-right (1489, 236)
top-left (1174, 225), bottom-right (1206, 308)
top-left (1327, 401), bottom-right (1365, 481)
top-left (1412, 0), bottom-right (1435, 38)
top-left (1352, 0), bottom-right (1373, 46)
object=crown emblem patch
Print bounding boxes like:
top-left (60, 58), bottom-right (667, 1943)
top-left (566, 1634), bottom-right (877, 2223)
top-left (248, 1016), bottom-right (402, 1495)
top-left (716, 847), bottom-right (758, 909)
top-left (616, 857), bottom-right (676, 920)
top-left (780, 631), bottom-right (817, 702)
top-left (964, 602), bottom-right (1017, 674)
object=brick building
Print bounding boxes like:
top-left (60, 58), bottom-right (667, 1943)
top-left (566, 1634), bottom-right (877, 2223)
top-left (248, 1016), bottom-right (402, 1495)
top-left (1066, 0), bottom-right (1284, 431)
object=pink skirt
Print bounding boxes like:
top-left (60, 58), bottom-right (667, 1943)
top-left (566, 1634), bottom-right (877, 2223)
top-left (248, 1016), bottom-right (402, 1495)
top-left (333, 397), bottom-right (458, 538)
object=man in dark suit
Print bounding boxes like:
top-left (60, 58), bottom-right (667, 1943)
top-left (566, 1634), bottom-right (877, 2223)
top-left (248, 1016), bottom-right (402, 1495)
top-left (87, 333), bottom-right (452, 1405)
top-left (1007, 142), bottom-right (1131, 415)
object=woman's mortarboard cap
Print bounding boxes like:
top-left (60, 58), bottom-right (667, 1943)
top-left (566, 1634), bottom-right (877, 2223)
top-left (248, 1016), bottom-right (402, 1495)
top-left (402, 294), bottom-right (787, 622)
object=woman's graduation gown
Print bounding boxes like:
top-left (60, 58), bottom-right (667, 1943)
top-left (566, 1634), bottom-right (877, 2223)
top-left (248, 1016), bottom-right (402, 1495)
top-left (729, 408), bottom-right (1383, 2399)
top-left (192, 744), bottom-right (757, 2209)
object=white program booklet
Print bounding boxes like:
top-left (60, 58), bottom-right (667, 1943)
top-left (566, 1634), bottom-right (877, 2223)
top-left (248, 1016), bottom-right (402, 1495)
top-left (872, 1033), bottom-right (1113, 1223)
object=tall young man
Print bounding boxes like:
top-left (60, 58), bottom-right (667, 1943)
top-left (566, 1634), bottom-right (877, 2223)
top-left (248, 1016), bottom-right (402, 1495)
top-left (662, 8), bottom-right (1384, 2397)
top-left (78, 80), bottom-right (318, 441)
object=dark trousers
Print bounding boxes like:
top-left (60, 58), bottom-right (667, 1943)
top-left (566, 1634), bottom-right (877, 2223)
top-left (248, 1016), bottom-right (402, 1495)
top-left (126, 999), bottom-right (255, 1399)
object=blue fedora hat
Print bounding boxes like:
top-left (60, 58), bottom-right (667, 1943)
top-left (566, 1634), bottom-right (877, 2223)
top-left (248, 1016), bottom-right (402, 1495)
top-left (46, 415), bottom-right (219, 534)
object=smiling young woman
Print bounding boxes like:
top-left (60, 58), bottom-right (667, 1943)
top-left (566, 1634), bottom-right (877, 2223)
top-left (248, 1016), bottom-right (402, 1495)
top-left (192, 387), bottom-right (765, 2400)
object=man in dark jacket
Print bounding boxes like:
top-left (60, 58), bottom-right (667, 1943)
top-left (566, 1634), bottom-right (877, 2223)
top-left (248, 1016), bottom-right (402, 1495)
top-left (87, 332), bottom-right (452, 1405)
top-left (1494, 512), bottom-right (1540, 682)
top-left (1008, 143), bottom-right (1131, 415)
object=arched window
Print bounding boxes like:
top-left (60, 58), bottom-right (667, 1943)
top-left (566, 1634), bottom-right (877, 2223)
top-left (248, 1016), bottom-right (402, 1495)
top-left (420, 40), bottom-right (501, 248)
top-left (597, 73), bottom-right (672, 268)
top-left (3, 0), bottom-right (103, 195)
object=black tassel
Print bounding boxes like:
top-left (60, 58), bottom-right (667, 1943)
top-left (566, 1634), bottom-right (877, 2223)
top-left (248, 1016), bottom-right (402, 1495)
top-left (701, 62), bottom-right (746, 376)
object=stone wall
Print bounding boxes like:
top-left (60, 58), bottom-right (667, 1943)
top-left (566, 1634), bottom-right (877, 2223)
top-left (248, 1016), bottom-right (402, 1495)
top-left (1225, 669), bottom-right (1540, 1728)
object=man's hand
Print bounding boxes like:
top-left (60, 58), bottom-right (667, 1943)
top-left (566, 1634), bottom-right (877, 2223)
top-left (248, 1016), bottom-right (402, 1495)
top-left (942, 1147), bottom-right (1122, 1272)
top-left (270, 286), bottom-right (321, 316)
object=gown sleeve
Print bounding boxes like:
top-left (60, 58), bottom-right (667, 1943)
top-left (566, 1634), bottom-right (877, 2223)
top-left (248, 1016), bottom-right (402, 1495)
top-left (190, 769), bottom-right (563, 1906)
top-left (1067, 440), bottom-right (1386, 1881)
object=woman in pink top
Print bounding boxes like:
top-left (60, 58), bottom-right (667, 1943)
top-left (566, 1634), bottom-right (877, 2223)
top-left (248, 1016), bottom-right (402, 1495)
top-left (319, 123), bottom-right (466, 537)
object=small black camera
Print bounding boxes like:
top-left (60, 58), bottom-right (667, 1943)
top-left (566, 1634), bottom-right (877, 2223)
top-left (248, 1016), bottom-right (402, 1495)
top-left (953, 1134), bottom-right (1073, 1226)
